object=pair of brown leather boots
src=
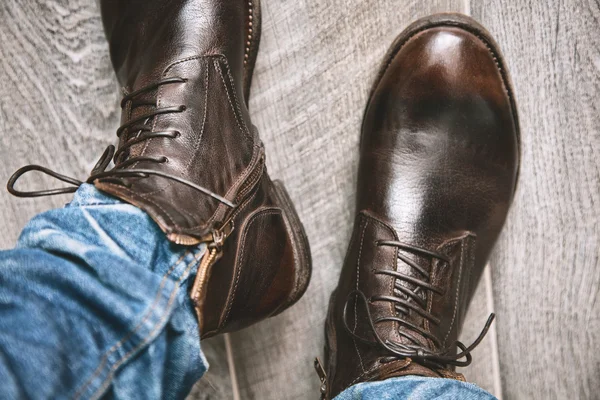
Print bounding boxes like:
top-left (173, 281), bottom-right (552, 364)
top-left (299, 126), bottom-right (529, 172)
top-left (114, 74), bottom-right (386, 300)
top-left (8, 1), bottom-right (519, 398)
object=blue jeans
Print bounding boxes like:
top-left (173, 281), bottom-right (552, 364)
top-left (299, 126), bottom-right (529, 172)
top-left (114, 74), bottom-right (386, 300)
top-left (0, 185), bottom-right (496, 399)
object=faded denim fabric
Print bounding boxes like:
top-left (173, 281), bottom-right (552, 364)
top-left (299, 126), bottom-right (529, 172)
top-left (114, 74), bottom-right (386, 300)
top-left (335, 376), bottom-right (497, 399)
top-left (0, 184), bottom-right (207, 400)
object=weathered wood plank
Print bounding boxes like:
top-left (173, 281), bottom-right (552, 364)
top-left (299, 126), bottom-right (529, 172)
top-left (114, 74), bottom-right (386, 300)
top-left (187, 336), bottom-right (233, 400)
top-left (229, 0), bottom-right (501, 398)
top-left (472, 1), bottom-right (600, 399)
top-left (0, 0), bottom-right (118, 250)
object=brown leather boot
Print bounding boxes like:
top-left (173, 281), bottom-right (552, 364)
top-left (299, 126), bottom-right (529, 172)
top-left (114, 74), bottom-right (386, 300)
top-left (8, 0), bottom-right (311, 338)
top-left (315, 14), bottom-right (520, 399)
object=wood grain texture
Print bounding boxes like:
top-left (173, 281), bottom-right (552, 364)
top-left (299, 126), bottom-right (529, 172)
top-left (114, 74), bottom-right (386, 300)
top-left (187, 336), bottom-right (233, 399)
top-left (472, 1), bottom-right (600, 399)
top-left (0, 0), bottom-right (118, 250)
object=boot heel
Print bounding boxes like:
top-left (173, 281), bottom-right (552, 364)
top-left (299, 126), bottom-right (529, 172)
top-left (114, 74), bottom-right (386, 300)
top-left (200, 178), bottom-right (312, 337)
top-left (270, 180), bottom-right (312, 313)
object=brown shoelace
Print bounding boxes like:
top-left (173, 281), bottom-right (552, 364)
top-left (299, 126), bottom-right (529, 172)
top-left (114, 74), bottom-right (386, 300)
top-left (7, 78), bottom-right (234, 208)
top-left (343, 240), bottom-right (494, 367)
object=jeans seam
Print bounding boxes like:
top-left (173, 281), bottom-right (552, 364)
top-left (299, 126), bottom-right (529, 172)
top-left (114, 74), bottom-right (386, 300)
top-left (72, 250), bottom-right (192, 399)
top-left (71, 202), bottom-right (120, 207)
top-left (89, 251), bottom-right (203, 400)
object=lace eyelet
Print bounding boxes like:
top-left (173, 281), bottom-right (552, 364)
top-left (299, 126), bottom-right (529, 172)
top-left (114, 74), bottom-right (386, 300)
top-left (160, 157), bottom-right (169, 163)
top-left (179, 105), bottom-right (187, 111)
top-left (172, 131), bottom-right (181, 138)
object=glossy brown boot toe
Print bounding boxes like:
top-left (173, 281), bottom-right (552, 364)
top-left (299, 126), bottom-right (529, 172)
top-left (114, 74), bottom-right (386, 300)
top-left (318, 13), bottom-right (520, 399)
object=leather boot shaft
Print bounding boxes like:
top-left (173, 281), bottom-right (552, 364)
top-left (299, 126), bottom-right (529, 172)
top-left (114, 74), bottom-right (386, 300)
top-left (96, 0), bottom-right (261, 242)
top-left (100, 0), bottom-right (250, 100)
top-left (95, 0), bottom-right (311, 337)
top-left (7, 0), bottom-right (311, 340)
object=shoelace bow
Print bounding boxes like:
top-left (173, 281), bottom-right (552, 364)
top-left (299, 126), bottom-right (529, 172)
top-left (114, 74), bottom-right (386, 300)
top-left (343, 240), bottom-right (495, 367)
top-left (7, 77), bottom-right (234, 208)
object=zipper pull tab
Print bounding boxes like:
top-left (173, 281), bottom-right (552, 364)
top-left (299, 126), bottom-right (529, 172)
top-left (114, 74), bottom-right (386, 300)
top-left (314, 357), bottom-right (328, 399)
top-left (210, 219), bottom-right (234, 250)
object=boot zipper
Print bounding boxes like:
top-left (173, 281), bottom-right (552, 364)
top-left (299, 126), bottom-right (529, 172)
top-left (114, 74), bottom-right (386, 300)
top-left (191, 220), bottom-right (235, 331)
top-left (169, 156), bottom-right (261, 246)
top-left (314, 357), bottom-right (328, 399)
top-left (235, 155), bottom-right (264, 203)
top-left (191, 152), bottom-right (261, 328)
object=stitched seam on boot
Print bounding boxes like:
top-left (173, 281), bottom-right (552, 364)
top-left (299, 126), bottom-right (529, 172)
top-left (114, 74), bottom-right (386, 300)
top-left (359, 211), bottom-right (402, 341)
top-left (349, 363), bottom-right (380, 387)
top-left (123, 55), bottom-right (203, 209)
top-left (133, 56), bottom-right (206, 199)
top-left (353, 218), bottom-right (368, 373)
top-left (243, 0), bottom-right (253, 65)
top-left (443, 240), bottom-right (465, 346)
top-left (182, 60), bottom-right (209, 171)
top-left (199, 56), bottom-right (258, 231)
top-left (214, 57), bottom-right (262, 211)
top-left (221, 209), bottom-right (281, 327)
top-left (131, 54), bottom-right (205, 172)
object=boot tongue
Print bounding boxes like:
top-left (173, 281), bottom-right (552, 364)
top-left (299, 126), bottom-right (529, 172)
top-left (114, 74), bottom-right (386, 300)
top-left (387, 247), bottom-right (435, 349)
top-left (384, 231), bottom-right (475, 356)
top-left (117, 89), bottom-right (159, 161)
top-left (394, 250), bottom-right (431, 314)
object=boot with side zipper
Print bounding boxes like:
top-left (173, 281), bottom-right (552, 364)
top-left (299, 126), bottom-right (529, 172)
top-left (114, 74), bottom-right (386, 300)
top-left (8, 0), bottom-right (311, 338)
top-left (316, 14), bottom-right (520, 399)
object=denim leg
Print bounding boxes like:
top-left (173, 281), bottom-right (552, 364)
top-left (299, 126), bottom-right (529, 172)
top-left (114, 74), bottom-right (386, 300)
top-left (334, 376), bottom-right (497, 400)
top-left (0, 184), bottom-right (208, 400)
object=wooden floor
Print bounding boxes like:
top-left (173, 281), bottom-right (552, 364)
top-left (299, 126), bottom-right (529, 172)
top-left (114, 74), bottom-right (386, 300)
top-left (1, 0), bottom-right (598, 399)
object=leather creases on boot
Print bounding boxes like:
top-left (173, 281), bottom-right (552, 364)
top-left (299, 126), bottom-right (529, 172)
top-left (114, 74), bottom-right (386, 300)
top-left (7, 0), bottom-right (311, 338)
top-left (318, 14), bottom-right (520, 399)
